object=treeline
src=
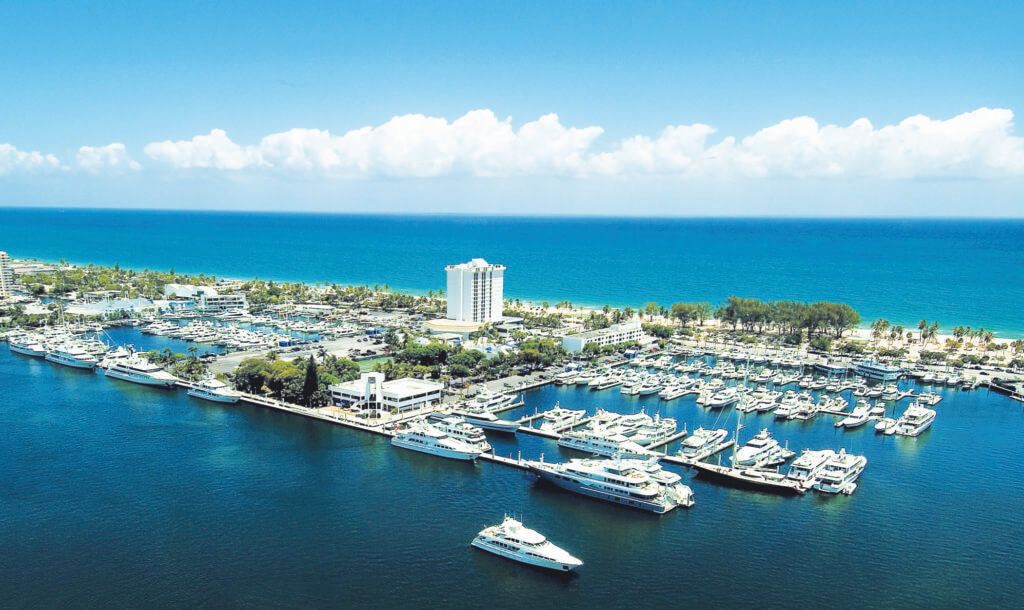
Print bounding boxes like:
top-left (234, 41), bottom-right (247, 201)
top-left (713, 296), bottom-right (860, 338)
top-left (233, 352), bottom-right (361, 406)
top-left (378, 338), bottom-right (567, 382)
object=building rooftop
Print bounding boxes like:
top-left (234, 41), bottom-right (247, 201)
top-left (567, 320), bottom-right (642, 340)
top-left (445, 258), bottom-right (505, 271)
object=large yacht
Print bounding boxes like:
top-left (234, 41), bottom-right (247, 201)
top-left (187, 377), bottom-right (241, 403)
top-left (557, 427), bottom-right (648, 457)
top-left (471, 516), bottom-right (582, 572)
top-left (811, 449), bottom-right (868, 494)
top-left (628, 414), bottom-right (679, 447)
top-left (836, 402), bottom-right (871, 428)
top-left (468, 389), bottom-right (517, 412)
top-left (731, 428), bottom-right (794, 468)
top-left (104, 353), bottom-right (178, 387)
top-left (45, 343), bottom-right (99, 369)
top-left (390, 421), bottom-right (482, 460)
top-left (527, 454), bottom-right (694, 513)
top-left (8, 334), bottom-right (47, 357)
top-left (539, 405), bottom-right (586, 432)
top-left (677, 427), bottom-right (729, 461)
top-left (427, 414), bottom-right (492, 452)
top-left (785, 449), bottom-right (836, 487)
top-left (890, 402), bottom-right (936, 437)
top-left (453, 408), bottom-right (520, 433)
top-left (705, 387), bottom-right (740, 409)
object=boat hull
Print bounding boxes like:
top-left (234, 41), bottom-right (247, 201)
top-left (471, 538), bottom-right (579, 572)
top-left (532, 468), bottom-right (672, 513)
top-left (390, 437), bottom-right (479, 460)
top-left (105, 369), bottom-right (177, 388)
top-left (45, 354), bottom-right (97, 369)
top-left (9, 344), bottom-right (46, 357)
top-left (187, 389), bottom-right (241, 403)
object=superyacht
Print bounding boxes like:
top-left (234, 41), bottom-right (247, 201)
top-left (471, 516), bottom-right (582, 572)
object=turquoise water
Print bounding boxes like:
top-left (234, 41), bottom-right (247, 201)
top-left (1, 208), bottom-right (1023, 336)
top-left (2, 330), bottom-right (1023, 607)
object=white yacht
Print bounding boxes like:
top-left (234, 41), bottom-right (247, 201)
top-left (835, 402), bottom-right (871, 428)
top-left (677, 427), bottom-right (730, 461)
top-left (471, 516), bottom-right (582, 572)
top-left (427, 414), bottom-right (492, 452)
top-left (390, 421), bottom-right (482, 460)
top-left (557, 427), bottom-right (648, 457)
top-left (705, 387), bottom-right (740, 409)
top-left (785, 449), bottom-right (836, 488)
top-left (104, 354), bottom-right (178, 387)
top-left (890, 402), bottom-right (936, 437)
top-left (187, 377), bottom-right (241, 403)
top-left (8, 334), bottom-right (47, 357)
top-left (812, 449), bottom-right (868, 494)
top-left (528, 455), bottom-right (694, 513)
top-left (539, 405), bottom-right (586, 432)
top-left (454, 408), bottom-right (520, 433)
top-left (468, 390), bottom-right (517, 413)
top-left (628, 414), bottom-right (679, 447)
top-left (554, 370), bottom-right (578, 385)
top-left (45, 343), bottom-right (99, 369)
top-left (731, 429), bottom-right (794, 468)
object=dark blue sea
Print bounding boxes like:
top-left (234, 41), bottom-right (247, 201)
top-left (2, 328), bottom-right (1024, 607)
top-left (1, 208), bottom-right (1023, 336)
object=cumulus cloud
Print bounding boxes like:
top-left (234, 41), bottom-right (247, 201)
top-left (0, 143), bottom-right (61, 175)
top-left (142, 107), bottom-right (1024, 180)
top-left (76, 142), bottom-right (141, 174)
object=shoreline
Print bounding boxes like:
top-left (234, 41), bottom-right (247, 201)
top-left (7, 253), bottom-right (1024, 340)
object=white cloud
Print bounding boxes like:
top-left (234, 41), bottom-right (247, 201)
top-left (76, 142), bottom-right (141, 174)
top-left (132, 106), bottom-right (1024, 181)
top-left (0, 143), bottom-right (60, 175)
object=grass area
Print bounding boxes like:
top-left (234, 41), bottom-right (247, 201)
top-left (358, 356), bottom-right (393, 372)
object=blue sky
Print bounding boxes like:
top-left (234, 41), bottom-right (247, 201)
top-left (1, 1), bottom-right (1022, 216)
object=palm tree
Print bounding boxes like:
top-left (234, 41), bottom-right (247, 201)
top-left (918, 320), bottom-right (928, 344)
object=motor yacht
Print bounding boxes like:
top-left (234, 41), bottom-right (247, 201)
top-left (539, 405), bottom-right (586, 432)
top-left (557, 427), bottom-right (648, 457)
top-left (8, 334), bottom-right (47, 357)
top-left (471, 516), bottom-right (582, 572)
top-left (705, 387), bottom-right (740, 409)
top-left (890, 402), bottom-right (936, 437)
top-left (187, 377), bottom-right (241, 403)
top-left (104, 353), bottom-right (178, 387)
top-left (835, 402), bottom-right (871, 428)
top-left (731, 428), bottom-right (794, 468)
top-left (45, 343), bottom-right (99, 369)
top-left (811, 449), bottom-right (868, 494)
top-left (785, 449), bottom-right (836, 488)
top-left (454, 408), bottom-right (520, 433)
top-left (427, 414), bottom-right (492, 452)
top-left (390, 421), bottom-right (482, 460)
top-left (527, 455), bottom-right (694, 513)
top-left (677, 427), bottom-right (730, 461)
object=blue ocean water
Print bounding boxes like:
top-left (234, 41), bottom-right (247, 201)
top-left (1, 208), bottom-right (1023, 336)
top-left (2, 331), bottom-right (1023, 607)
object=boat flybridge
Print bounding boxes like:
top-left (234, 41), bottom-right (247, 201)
top-left (889, 402), bottom-right (936, 437)
top-left (731, 428), bottom-right (794, 468)
top-left (785, 449), bottom-right (836, 488)
top-left (811, 449), bottom-right (868, 495)
top-left (471, 516), bottom-right (582, 572)
top-left (677, 427), bottom-right (730, 461)
top-left (427, 414), bottom-right (492, 452)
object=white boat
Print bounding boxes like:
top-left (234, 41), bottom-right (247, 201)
top-left (628, 413), bottom-right (679, 447)
top-left (811, 449), bottom-right (868, 494)
top-left (539, 405), bottom-right (586, 432)
top-left (454, 408), bottom-right (520, 433)
top-left (890, 402), bottom-right (936, 437)
top-left (731, 428), bottom-right (794, 468)
top-left (467, 389), bottom-right (517, 412)
top-left (558, 427), bottom-right (649, 457)
top-left (427, 414), bottom-right (492, 452)
top-left (45, 343), bottom-right (99, 369)
top-left (554, 370), bottom-right (578, 385)
top-left (835, 403), bottom-right (871, 428)
top-left (187, 377), bottom-right (241, 403)
top-left (390, 421), bottom-right (482, 460)
top-left (8, 335), bottom-right (47, 357)
top-left (677, 427), bottom-right (730, 460)
top-left (528, 454), bottom-right (694, 513)
top-left (874, 417), bottom-right (897, 434)
top-left (705, 387), bottom-right (740, 409)
top-left (104, 354), bottom-right (178, 387)
top-left (785, 449), bottom-right (836, 488)
top-left (471, 516), bottom-right (582, 572)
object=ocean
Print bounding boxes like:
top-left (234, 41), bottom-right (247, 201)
top-left (1, 208), bottom-right (1023, 336)
top-left (2, 330), bottom-right (1023, 607)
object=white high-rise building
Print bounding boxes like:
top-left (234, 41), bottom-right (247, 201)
top-left (0, 251), bottom-right (13, 299)
top-left (445, 258), bottom-right (505, 323)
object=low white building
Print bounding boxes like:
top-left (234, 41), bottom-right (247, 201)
top-left (561, 320), bottom-right (644, 353)
top-left (329, 372), bottom-right (443, 416)
top-left (197, 293), bottom-right (248, 313)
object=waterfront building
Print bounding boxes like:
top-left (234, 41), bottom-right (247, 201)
top-left (197, 292), bottom-right (248, 313)
top-left (562, 321), bottom-right (643, 353)
top-left (0, 251), bottom-right (14, 299)
top-left (329, 372), bottom-right (443, 416)
top-left (854, 360), bottom-right (902, 382)
top-left (445, 258), bottom-right (504, 323)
